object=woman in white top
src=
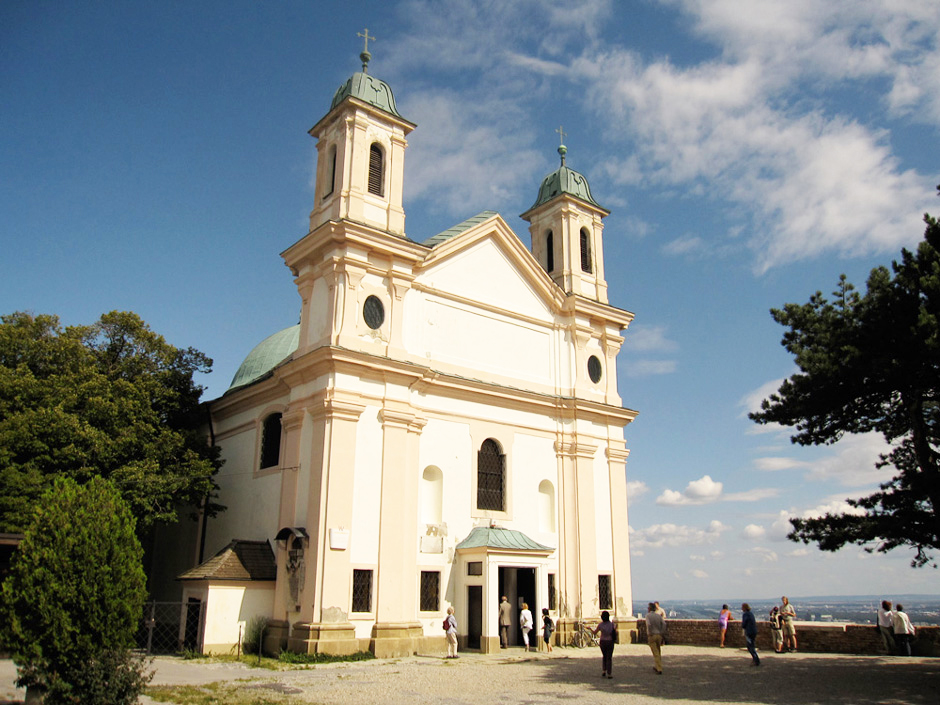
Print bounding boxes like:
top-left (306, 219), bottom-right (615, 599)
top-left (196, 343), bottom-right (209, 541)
top-left (519, 603), bottom-right (533, 652)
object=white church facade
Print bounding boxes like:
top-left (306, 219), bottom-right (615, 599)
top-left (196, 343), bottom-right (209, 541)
top-left (171, 47), bottom-right (638, 657)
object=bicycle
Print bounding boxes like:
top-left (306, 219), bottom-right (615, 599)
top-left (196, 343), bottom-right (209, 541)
top-left (571, 620), bottom-right (599, 648)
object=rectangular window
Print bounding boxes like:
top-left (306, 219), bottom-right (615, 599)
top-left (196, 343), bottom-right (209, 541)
top-left (548, 573), bottom-right (556, 611)
top-left (352, 569), bottom-right (373, 613)
top-left (598, 574), bottom-right (612, 611)
top-left (420, 571), bottom-right (440, 612)
top-left (467, 562), bottom-right (483, 576)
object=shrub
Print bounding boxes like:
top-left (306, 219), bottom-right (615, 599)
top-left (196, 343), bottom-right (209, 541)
top-left (0, 477), bottom-right (152, 704)
top-left (242, 615), bottom-right (270, 656)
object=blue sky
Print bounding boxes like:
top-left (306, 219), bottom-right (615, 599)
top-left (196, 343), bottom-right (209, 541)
top-left (3, 1), bottom-right (939, 602)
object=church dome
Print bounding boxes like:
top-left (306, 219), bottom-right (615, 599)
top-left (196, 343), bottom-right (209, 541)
top-left (227, 324), bottom-right (300, 392)
top-left (527, 144), bottom-right (604, 211)
top-left (330, 71), bottom-right (404, 119)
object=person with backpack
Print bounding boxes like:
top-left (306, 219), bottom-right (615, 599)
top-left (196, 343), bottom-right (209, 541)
top-left (541, 607), bottom-right (554, 653)
top-left (444, 606), bottom-right (458, 658)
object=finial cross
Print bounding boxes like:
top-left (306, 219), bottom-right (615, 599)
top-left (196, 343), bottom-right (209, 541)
top-left (358, 28), bottom-right (376, 54)
top-left (555, 125), bottom-right (567, 145)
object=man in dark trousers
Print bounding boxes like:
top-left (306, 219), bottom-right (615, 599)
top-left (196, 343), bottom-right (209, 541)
top-left (741, 603), bottom-right (760, 666)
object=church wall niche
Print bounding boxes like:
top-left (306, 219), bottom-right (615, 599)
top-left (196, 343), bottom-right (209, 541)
top-left (350, 405), bottom-right (382, 565)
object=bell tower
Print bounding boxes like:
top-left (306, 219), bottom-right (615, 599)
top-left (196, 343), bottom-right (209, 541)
top-left (308, 32), bottom-right (415, 237)
top-left (521, 134), bottom-right (610, 303)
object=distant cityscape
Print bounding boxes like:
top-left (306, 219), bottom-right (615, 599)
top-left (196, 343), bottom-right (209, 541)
top-left (633, 596), bottom-right (940, 626)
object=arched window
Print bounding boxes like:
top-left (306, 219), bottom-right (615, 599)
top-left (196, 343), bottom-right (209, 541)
top-left (323, 144), bottom-right (336, 199)
top-left (545, 230), bottom-right (554, 272)
top-left (420, 466), bottom-right (443, 525)
top-left (368, 143), bottom-right (384, 196)
top-left (580, 228), bottom-right (592, 273)
top-left (538, 480), bottom-right (556, 533)
top-left (259, 412), bottom-right (282, 469)
top-left (477, 439), bottom-right (505, 511)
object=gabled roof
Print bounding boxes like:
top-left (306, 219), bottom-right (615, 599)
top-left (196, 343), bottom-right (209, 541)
top-left (455, 527), bottom-right (554, 552)
top-left (177, 540), bottom-right (276, 582)
top-left (423, 211), bottom-right (499, 248)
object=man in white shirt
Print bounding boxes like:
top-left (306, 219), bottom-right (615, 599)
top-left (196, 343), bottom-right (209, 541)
top-left (877, 600), bottom-right (895, 654)
top-left (892, 604), bottom-right (916, 656)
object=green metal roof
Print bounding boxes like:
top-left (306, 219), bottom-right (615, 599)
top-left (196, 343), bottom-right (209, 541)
top-left (423, 211), bottom-right (498, 247)
top-left (331, 72), bottom-right (404, 119)
top-left (526, 144), bottom-right (606, 213)
top-left (455, 527), bottom-right (554, 552)
top-left (227, 324), bottom-right (300, 392)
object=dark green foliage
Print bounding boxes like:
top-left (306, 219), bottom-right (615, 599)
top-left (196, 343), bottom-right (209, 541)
top-left (242, 615), bottom-right (270, 656)
top-left (0, 310), bottom-right (223, 536)
top-left (0, 477), bottom-right (153, 703)
top-left (751, 205), bottom-right (940, 567)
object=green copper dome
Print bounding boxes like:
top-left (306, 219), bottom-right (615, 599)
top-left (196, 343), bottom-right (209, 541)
top-left (330, 72), bottom-right (404, 119)
top-left (527, 144), bottom-right (606, 213)
top-left (228, 325), bottom-right (300, 392)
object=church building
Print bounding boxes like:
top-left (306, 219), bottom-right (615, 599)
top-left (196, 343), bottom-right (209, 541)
top-left (172, 44), bottom-right (638, 657)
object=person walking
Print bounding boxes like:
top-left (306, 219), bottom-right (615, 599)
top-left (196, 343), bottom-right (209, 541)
top-left (780, 596), bottom-right (797, 652)
top-left (741, 603), bottom-right (760, 667)
top-left (520, 602), bottom-right (533, 652)
top-left (877, 600), bottom-right (896, 654)
top-left (645, 602), bottom-right (666, 675)
top-left (498, 596), bottom-right (512, 648)
top-left (892, 604), bottom-right (916, 656)
top-left (541, 608), bottom-right (554, 653)
top-left (444, 606), bottom-right (458, 659)
top-left (592, 610), bottom-right (617, 678)
top-left (718, 604), bottom-right (733, 647)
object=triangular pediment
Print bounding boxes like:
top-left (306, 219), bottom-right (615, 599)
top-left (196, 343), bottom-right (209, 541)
top-left (416, 213), bottom-right (563, 319)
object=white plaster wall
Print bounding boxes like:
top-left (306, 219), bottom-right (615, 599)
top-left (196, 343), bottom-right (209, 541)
top-left (350, 405), bottom-right (382, 565)
top-left (593, 448), bottom-right (614, 572)
top-left (511, 433), bottom-right (558, 546)
top-left (203, 583), bottom-right (275, 652)
top-left (308, 277), bottom-right (330, 345)
top-left (421, 418), bottom-right (473, 543)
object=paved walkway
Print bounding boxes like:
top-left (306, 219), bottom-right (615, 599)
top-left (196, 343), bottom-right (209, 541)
top-left (2, 644), bottom-right (938, 704)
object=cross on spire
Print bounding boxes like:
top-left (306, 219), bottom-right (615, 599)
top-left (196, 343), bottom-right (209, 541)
top-left (357, 28), bottom-right (376, 72)
top-left (555, 125), bottom-right (567, 145)
top-left (555, 126), bottom-right (568, 166)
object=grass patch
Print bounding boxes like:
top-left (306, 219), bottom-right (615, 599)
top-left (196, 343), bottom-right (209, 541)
top-left (277, 650), bottom-right (375, 665)
top-left (146, 682), bottom-right (298, 705)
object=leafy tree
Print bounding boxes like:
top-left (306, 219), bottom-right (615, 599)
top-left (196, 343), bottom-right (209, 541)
top-left (0, 477), bottom-right (152, 703)
top-left (750, 205), bottom-right (940, 567)
top-left (0, 310), bottom-right (222, 536)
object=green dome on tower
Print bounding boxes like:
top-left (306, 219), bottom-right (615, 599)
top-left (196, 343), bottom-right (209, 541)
top-left (330, 72), bottom-right (404, 118)
top-left (527, 143), bottom-right (606, 212)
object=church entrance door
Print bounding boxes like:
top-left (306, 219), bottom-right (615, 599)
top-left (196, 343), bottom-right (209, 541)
top-left (498, 566), bottom-right (537, 647)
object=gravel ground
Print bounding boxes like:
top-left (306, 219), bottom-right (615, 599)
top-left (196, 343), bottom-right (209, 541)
top-left (3, 644), bottom-right (938, 704)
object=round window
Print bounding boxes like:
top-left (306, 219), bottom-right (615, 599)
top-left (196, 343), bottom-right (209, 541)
top-left (587, 355), bottom-right (602, 384)
top-left (363, 295), bottom-right (385, 330)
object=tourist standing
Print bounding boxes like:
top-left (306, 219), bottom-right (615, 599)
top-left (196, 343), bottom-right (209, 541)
top-left (769, 606), bottom-right (784, 653)
top-left (592, 610), bottom-right (617, 678)
top-left (520, 602), bottom-right (533, 652)
top-left (892, 604), bottom-right (916, 656)
top-left (741, 603), bottom-right (760, 667)
top-left (718, 604), bottom-right (733, 647)
top-left (877, 600), bottom-right (896, 654)
top-left (780, 596), bottom-right (797, 652)
top-left (645, 602), bottom-right (666, 675)
top-left (444, 606), bottom-right (458, 658)
top-left (541, 607), bottom-right (554, 653)
top-left (498, 596), bottom-right (512, 648)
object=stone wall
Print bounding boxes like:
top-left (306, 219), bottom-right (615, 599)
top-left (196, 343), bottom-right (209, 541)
top-left (632, 619), bottom-right (939, 657)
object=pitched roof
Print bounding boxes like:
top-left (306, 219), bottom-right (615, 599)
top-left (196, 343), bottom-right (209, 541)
top-left (177, 540), bottom-right (276, 582)
top-left (455, 527), bottom-right (554, 552)
top-left (423, 211), bottom-right (499, 248)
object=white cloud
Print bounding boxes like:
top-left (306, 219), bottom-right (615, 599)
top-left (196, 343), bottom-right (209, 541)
top-left (622, 324), bottom-right (679, 353)
top-left (657, 474), bottom-right (723, 505)
top-left (623, 359), bottom-right (678, 377)
top-left (800, 498), bottom-right (868, 520)
top-left (769, 510), bottom-right (795, 542)
top-left (689, 554), bottom-right (706, 561)
top-left (788, 547), bottom-right (810, 557)
top-left (630, 520), bottom-right (730, 548)
top-left (724, 488), bottom-right (780, 502)
top-left (691, 569), bottom-right (709, 579)
top-left (742, 524), bottom-right (767, 540)
top-left (627, 480), bottom-right (650, 502)
top-left (745, 546), bottom-right (779, 563)
top-left (803, 432), bottom-right (895, 487)
top-left (754, 457), bottom-right (811, 472)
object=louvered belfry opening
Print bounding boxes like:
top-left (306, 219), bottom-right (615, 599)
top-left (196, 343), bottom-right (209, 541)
top-left (580, 228), bottom-right (592, 273)
top-left (368, 143), bottom-right (384, 196)
top-left (546, 230), bottom-right (554, 272)
top-left (477, 439), bottom-right (505, 510)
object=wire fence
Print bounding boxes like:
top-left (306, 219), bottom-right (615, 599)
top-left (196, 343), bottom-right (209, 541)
top-left (135, 600), bottom-right (204, 655)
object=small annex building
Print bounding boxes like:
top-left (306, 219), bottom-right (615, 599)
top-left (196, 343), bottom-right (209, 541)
top-left (163, 46), bottom-right (639, 657)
